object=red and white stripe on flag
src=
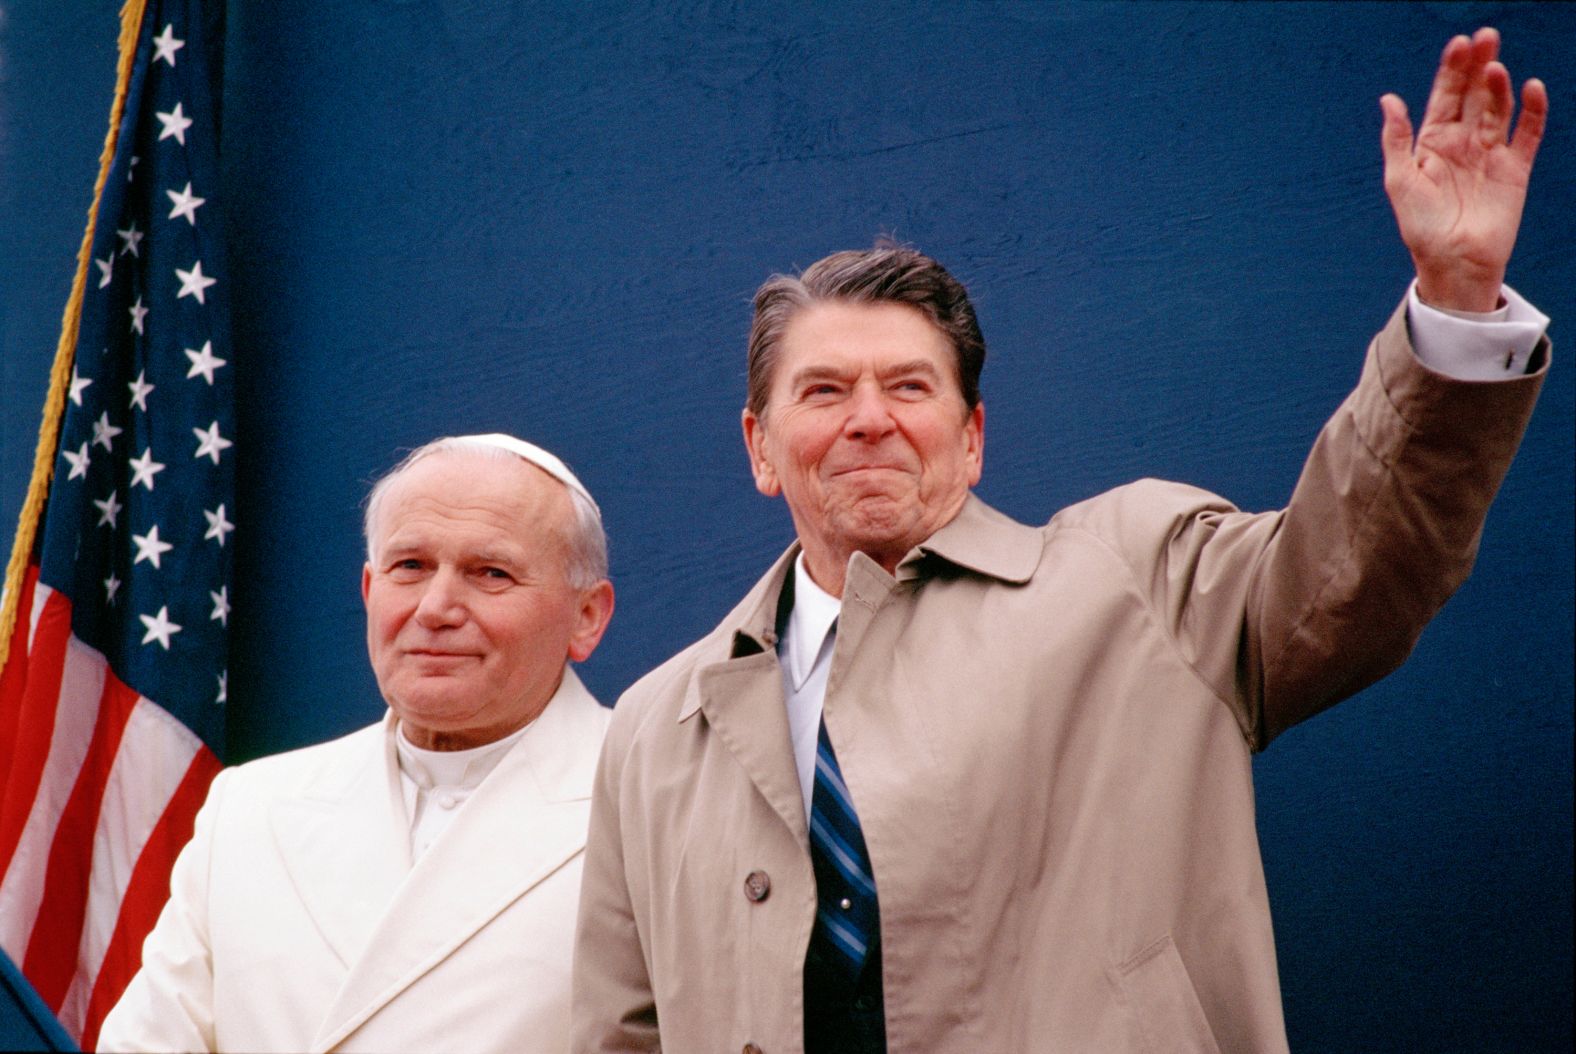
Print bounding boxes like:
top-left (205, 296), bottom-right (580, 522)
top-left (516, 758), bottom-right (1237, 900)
top-left (0, 2), bottom-right (234, 1043)
top-left (0, 566), bottom-right (221, 1048)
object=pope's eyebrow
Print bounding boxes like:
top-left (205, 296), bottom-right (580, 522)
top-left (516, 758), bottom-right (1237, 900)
top-left (472, 548), bottom-right (526, 567)
top-left (378, 539), bottom-right (424, 559)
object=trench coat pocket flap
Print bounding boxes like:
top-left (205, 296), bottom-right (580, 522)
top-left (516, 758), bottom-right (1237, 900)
top-left (1111, 935), bottom-right (1223, 1054)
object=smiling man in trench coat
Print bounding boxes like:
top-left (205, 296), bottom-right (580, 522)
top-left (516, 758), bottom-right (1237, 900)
top-left (572, 30), bottom-right (1552, 1054)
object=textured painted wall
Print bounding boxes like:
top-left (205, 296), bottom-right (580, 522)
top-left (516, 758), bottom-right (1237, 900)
top-left (2, 2), bottom-right (1571, 1049)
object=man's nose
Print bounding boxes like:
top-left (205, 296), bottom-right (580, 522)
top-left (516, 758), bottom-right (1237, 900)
top-left (412, 569), bottom-right (466, 628)
top-left (843, 382), bottom-right (896, 441)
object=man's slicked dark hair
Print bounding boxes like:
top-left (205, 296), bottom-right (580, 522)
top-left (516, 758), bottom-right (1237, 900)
top-left (746, 241), bottom-right (986, 417)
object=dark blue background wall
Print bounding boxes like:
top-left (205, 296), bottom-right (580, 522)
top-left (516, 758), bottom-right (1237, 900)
top-left (3, 2), bottom-right (1571, 1049)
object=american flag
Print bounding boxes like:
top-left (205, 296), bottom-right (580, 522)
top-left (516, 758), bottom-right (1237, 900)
top-left (0, 1), bottom-right (230, 1046)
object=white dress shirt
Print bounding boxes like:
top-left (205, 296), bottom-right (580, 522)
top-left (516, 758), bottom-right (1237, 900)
top-left (779, 552), bottom-right (842, 819)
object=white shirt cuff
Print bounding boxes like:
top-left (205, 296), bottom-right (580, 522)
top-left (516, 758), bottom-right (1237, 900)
top-left (1406, 280), bottom-right (1549, 381)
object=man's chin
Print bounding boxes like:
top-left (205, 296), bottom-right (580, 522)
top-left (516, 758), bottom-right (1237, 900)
top-left (388, 685), bottom-right (472, 720)
top-left (832, 508), bottom-right (923, 554)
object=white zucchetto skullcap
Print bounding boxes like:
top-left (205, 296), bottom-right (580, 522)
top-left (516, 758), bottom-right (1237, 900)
top-left (449, 433), bottom-right (601, 522)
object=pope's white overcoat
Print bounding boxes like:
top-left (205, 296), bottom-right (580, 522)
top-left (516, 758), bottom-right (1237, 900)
top-left (99, 668), bottom-right (609, 1053)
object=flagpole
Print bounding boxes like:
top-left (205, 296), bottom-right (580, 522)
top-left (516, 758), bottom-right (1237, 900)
top-left (0, 0), bottom-right (148, 671)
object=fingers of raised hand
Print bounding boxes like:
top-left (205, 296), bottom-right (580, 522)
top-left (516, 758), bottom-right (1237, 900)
top-left (1379, 94), bottom-right (1415, 172)
top-left (1509, 78), bottom-right (1549, 168)
top-left (1467, 61), bottom-right (1516, 146)
top-left (1422, 27), bottom-right (1501, 129)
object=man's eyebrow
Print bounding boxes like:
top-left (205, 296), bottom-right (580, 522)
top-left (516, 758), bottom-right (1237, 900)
top-left (787, 363), bottom-right (855, 386)
top-left (876, 358), bottom-right (943, 379)
top-left (472, 548), bottom-right (527, 567)
top-left (787, 359), bottom-right (943, 385)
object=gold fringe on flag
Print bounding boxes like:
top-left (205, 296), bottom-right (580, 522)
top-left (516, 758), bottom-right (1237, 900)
top-left (0, 0), bottom-right (149, 671)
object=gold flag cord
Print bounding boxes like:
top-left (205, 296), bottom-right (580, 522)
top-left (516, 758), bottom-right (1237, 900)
top-left (0, 0), bottom-right (149, 672)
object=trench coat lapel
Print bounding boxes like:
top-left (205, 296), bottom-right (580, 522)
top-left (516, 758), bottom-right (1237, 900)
top-left (684, 548), bottom-right (808, 840)
top-left (311, 668), bottom-right (605, 1052)
top-left (267, 716), bottom-right (411, 972)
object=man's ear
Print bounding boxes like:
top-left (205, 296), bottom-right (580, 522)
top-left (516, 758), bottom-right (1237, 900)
top-left (964, 400), bottom-right (985, 487)
top-left (741, 408), bottom-right (781, 497)
top-left (361, 563), bottom-right (373, 606)
top-left (567, 580), bottom-right (616, 663)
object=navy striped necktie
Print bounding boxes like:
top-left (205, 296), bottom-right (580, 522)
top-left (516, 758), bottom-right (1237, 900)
top-left (808, 715), bottom-right (881, 982)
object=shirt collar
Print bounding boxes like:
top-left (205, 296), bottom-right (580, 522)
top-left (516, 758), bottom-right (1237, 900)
top-left (394, 718), bottom-right (529, 792)
top-left (782, 552), bottom-right (840, 691)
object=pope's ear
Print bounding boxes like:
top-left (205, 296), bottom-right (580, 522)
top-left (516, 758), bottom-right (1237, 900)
top-left (741, 408), bottom-right (781, 497)
top-left (567, 580), bottom-right (615, 663)
top-left (361, 564), bottom-right (373, 605)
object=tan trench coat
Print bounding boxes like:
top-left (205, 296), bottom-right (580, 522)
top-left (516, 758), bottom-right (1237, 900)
top-left (572, 303), bottom-right (1546, 1053)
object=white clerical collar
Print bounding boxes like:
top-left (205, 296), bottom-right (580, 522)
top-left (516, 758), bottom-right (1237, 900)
top-left (784, 551), bottom-right (841, 691)
top-left (394, 718), bottom-right (529, 792)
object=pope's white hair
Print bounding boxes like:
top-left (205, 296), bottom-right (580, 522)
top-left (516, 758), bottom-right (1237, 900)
top-left (362, 436), bottom-right (608, 589)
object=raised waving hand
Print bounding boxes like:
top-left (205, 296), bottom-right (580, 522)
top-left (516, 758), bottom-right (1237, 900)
top-left (1380, 27), bottom-right (1548, 312)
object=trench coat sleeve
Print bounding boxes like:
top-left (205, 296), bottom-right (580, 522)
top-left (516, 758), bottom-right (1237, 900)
top-left (1252, 302), bottom-right (1546, 742)
top-left (97, 770), bottom-right (231, 1053)
top-left (1081, 300), bottom-right (1548, 750)
top-left (572, 703), bottom-right (661, 1052)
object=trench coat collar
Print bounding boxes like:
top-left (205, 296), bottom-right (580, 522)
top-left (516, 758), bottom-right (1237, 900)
top-left (902, 491), bottom-right (1043, 584)
top-left (691, 494), bottom-right (1041, 673)
top-left (275, 668), bottom-right (604, 1051)
top-left (679, 493), bottom-right (1043, 716)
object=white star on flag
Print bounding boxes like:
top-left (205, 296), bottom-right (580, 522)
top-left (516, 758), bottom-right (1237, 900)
top-left (69, 367), bottom-right (94, 405)
top-left (203, 504), bottom-right (234, 546)
top-left (131, 524), bottom-right (175, 569)
top-left (192, 422), bottom-right (232, 464)
top-left (210, 586), bottom-right (229, 626)
top-left (91, 411), bottom-right (123, 450)
top-left (166, 182), bottom-right (205, 225)
top-left (63, 442), bottom-right (92, 481)
top-left (96, 254), bottom-right (115, 289)
top-left (139, 606), bottom-right (182, 650)
top-left (128, 370), bottom-right (155, 411)
top-left (128, 447), bottom-right (167, 490)
top-left (156, 101), bottom-right (193, 145)
top-left (94, 490), bottom-right (123, 529)
top-left (118, 222), bottom-right (144, 257)
top-left (104, 573), bottom-right (122, 604)
top-left (151, 23), bottom-right (185, 66)
top-left (216, 671), bottom-right (227, 705)
top-left (129, 296), bottom-right (149, 334)
top-left (184, 341), bottom-right (226, 384)
top-left (176, 260), bottom-right (216, 303)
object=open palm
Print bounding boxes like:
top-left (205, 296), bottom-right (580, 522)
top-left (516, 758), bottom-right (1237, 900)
top-left (1381, 28), bottom-right (1548, 312)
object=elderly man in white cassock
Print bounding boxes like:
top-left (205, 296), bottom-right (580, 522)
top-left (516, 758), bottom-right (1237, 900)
top-left (98, 434), bottom-right (616, 1054)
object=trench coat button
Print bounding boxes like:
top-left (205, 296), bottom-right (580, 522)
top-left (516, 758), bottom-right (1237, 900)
top-left (743, 870), bottom-right (771, 902)
top-left (743, 1044), bottom-right (764, 1054)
